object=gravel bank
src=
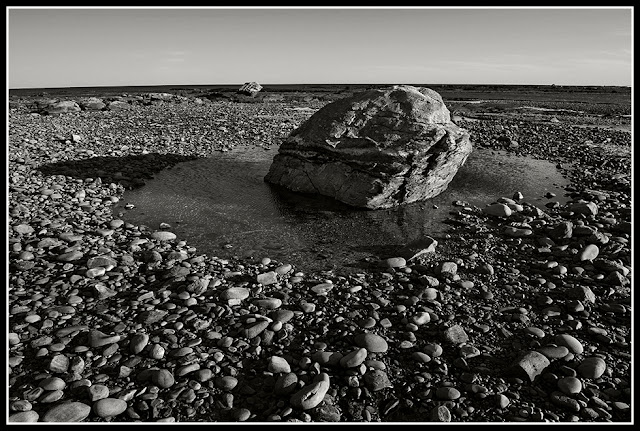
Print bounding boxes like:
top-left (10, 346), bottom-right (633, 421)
top-left (8, 94), bottom-right (631, 423)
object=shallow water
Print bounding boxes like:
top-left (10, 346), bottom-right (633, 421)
top-left (114, 145), bottom-right (570, 274)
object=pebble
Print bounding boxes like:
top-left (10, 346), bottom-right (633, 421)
top-left (92, 398), bottom-right (128, 418)
top-left (577, 356), bottom-right (607, 379)
top-left (41, 402), bottom-right (91, 422)
top-left (554, 334), bottom-right (584, 355)
top-left (290, 373), bottom-right (330, 410)
top-left (268, 356), bottom-right (291, 373)
top-left (150, 231), bottom-right (177, 241)
top-left (484, 203), bottom-right (512, 217)
top-left (354, 332), bottom-right (388, 353)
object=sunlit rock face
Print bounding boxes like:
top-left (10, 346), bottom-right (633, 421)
top-left (264, 85), bottom-right (473, 209)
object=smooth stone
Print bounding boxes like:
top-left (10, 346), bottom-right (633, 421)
top-left (39, 376), bottom-right (66, 391)
top-left (87, 384), bottom-right (110, 401)
top-left (384, 257), bottom-right (406, 268)
top-left (537, 345), bottom-right (570, 359)
top-left (423, 343), bottom-right (443, 357)
top-left (57, 250), bottom-right (84, 262)
top-left (290, 373), bottom-right (330, 410)
top-left (253, 298), bottom-right (282, 309)
top-left (130, 333), bottom-right (150, 354)
top-left (484, 203), bottom-right (512, 217)
top-left (221, 287), bottom-right (250, 301)
top-left (436, 387), bottom-right (461, 400)
top-left (93, 398), bottom-right (128, 418)
top-left (311, 351), bottom-right (344, 367)
top-left (354, 333), bottom-right (388, 353)
top-left (412, 352), bottom-right (432, 363)
top-left (268, 356), bottom-right (291, 373)
top-left (578, 244), bottom-right (599, 261)
top-left (274, 372), bottom-right (298, 395)
top-left (339, 347), bottom-right (368, 368)
top-left (558, 376), bottom-right (582, 395)
top-left (242, 319), bottom-right (270, 338)
top-left (311, 282), bottom-right (334, 295)
top-left (270, 309), bottom-right (295, 323)
top-left (150, 369), bottom-right (175, 388)
top-left (150, 231), bottom-right (177, 241)
top-left (42, 402), bottom-right (91, 422)
top-left (215, 376), bottom-right (238, 391)
top-left (577, 356), bottom-right (607, 379)
top-left (9, 411), bottom-right (40, 422)
top-left (554, 334), bottom-right (584, 355)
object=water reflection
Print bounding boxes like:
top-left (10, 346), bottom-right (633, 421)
top-left (114, 145), bottom-right (569, 273)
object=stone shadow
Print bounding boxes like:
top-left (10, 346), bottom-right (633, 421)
top-left (37, 152), bottom-right (200, 189)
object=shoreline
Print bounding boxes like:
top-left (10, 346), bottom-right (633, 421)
top-left (8, 93), bottom-right (632, 423)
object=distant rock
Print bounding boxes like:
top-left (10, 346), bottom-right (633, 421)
top-left (264, 85), bottom-right (472, 209)
top-left (238, 82), bottom-right (263, 97)
top-left (80, 97), bottom-right (106, 111)
top-left (43, 100), bottom-right (82, 115)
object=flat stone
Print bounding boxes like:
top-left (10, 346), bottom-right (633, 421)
top-left (41, 402), bottom-right (91, 422)
top-left (92, 398), bottom-right (127, 418)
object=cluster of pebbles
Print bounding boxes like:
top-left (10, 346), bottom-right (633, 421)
top-left (8, 93), bottom-right (631, 423)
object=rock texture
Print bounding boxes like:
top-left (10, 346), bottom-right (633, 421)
top-left (264, 85), bottom-right (472, 209)
top-left (238, 82), bottom-right (263, 96)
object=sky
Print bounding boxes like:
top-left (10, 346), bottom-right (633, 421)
top-left (6, 6), bottom-right (633, 89)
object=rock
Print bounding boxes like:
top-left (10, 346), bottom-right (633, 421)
top-left (363, 369), bottom-right (393, 391)
top-left (558, 376), bottom-right (582, 395)
top-left (397, 236), bottom-right (438, 261)
top-left (238, 82), bottom-right (263, 96)
top-left (264, 85), bottom-right (472, 209)
top-left (267, 356), bottom-right (291, 373)
top-left (339, 347), bottom-right (368, 368)
top-left (129, 333), bottom-right (150, 354)
top-left (354, 332), bottom-right (388, 352)
top-left (88, 330), bottom-right (120, 348)
top-left (92, 398), bottom-right (127, 418)
top-left (430, 405), bottom-right (451, 422)
top-left (257, 271), bottom-right (278, 285)
top-left (554, 334), bottom-right (584, 355)
top-left (274, 372), bottom-right (298, 395)
top-left (383, 257), bottom-right (406, 268)
top-left (569, 202), bottom-right (598, 216)
top-left (43, 100), bottom-right (81, 115)
top-left (9, 411), bottom-right (40, 422)
top-left (577, 356), bottom-right (607, 379)
top-left (509, 350), bottom-right (550, 382)
top-left (80, 97), bottom-right (106, 111)
top-left (41, 402), bottom-right (91, 422)
top-left (150, 369), bottom-right (175, 388)
top-left (290, 373), bottom-right (330, 410)
top-left (578, 244), bottom-right (599, 261)
top-left (484, 203), bottom-right (512, 217)
top-left (150, 231), bottom-right (177, 241)
top-left (443, 324), bottom-right (469, 345)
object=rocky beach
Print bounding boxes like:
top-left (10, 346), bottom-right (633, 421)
top-left (8, 85), bottom-right (632, 423)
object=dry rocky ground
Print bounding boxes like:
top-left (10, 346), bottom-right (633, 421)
top-left (7, 88), bottom-right (632, 423)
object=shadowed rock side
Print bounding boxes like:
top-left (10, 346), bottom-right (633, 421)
top-left (264, 85), bottom-right (473, 209)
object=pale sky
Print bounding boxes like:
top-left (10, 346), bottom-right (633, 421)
top-left (7, 6), bottom-right (633, 89)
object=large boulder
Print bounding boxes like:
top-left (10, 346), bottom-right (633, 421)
top-left (264, 85), bottom-right (472, 209)
top-left (238, 82), bottom-right (262, 96)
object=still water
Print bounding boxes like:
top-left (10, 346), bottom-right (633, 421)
top-left (114, 145), bottom-right (569, 274)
